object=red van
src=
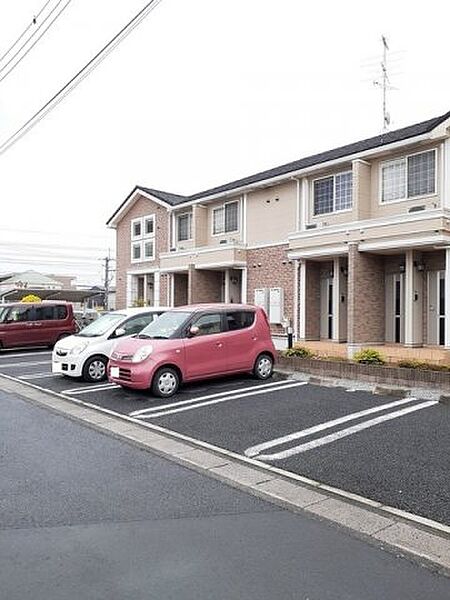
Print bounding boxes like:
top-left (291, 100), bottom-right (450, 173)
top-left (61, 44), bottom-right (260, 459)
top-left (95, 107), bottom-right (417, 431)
top-left (109, 303), bottom-right (276, 397)
top-left (0, 301), bottom-right (78, 349)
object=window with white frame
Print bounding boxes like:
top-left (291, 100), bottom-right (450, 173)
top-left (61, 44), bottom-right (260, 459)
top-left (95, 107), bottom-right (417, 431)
top-left (381, 149), bottom-right (436, 203)
top-left (130, 214), bottom-right (155, 262)
top-left (313, 172), bottom-right (353, 215)
top-left (213, 201), bottom-right (239, 235)
top-left (177, 212), bottom-right (192, 242)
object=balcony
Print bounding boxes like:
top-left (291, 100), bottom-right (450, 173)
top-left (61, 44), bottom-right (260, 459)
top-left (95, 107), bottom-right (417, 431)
top-left (160, 241), bottom-right (247, 271)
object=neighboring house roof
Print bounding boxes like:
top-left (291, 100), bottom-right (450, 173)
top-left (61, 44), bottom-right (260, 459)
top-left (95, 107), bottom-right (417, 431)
top-left (107, 109), bottom-right (450, 225)
top-left (0, 270), bottom-right (63, 288)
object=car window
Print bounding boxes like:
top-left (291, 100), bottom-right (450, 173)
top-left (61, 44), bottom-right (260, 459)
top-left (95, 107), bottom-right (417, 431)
top-left (226, 311), bottom-right (255, 331)
top-left (55, 305), bottom-right (68, 320)
top-left (192, 313), bottom-right (223, 336)
top-left (6, 306), bottom-right (34, 322)
top-left (121, 313), bottom-right (156, 336)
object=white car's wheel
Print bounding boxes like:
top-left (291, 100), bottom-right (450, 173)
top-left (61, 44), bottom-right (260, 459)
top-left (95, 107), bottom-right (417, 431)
top-left (82, 355), bottom-right (108, 383)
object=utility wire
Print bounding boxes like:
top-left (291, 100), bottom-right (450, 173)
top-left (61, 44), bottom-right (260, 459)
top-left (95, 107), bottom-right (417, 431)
top-left (0, 0), bottom-right (164, 157)
top-left (0, 0), bottom-right (53, 63)
top-left (0, 0), bottom-right (72, 84)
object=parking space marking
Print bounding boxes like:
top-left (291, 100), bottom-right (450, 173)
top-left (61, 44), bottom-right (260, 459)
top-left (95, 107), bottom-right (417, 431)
top-left (138, 381), bottom-right (308, 419)
top-left (0, 360), bottom-right (49, 369)
top-left (64, 384), bottom-right (121, 395)
top-left (245, 397), bottom-right (418, 458)
top-left (19, 372), bottom-right (60, 380)
top-left (0, 350), bottom-right (52, 359)
top-left (130, 378), bottom-right (298, 417)
top-left (254, 400), bottom-right (438, 461)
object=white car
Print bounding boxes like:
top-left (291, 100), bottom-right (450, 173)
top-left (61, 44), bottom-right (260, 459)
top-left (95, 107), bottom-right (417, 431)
top-left (52, 307), bottom-right (168, 383)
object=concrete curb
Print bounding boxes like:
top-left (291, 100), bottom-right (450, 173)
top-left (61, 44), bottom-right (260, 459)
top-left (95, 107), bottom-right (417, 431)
top-left (1, 373), bottom-right (449, 577)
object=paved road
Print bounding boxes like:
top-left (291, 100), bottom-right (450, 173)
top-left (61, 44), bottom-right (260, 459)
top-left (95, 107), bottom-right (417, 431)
top-left (1, 389), bottom-right (449, 600)
top-left (1, 347), bottom-right (449, 526)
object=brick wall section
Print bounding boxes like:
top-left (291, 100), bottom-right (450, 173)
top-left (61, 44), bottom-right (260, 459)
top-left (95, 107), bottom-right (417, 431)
top-left (173, 273), bottom-right (188, 306)
top-left (115, 195), bottom-right (169, 309)
top-left (304, 261), bottom-right (321, 339)
top-left (348, 244), bottom-right (385, 344)
top-left (160, 272), bottom-right (170, 306)
top-left (188, 266), bottom-right (223, 303)
top-left (246, 245), bottom-right (293, 334)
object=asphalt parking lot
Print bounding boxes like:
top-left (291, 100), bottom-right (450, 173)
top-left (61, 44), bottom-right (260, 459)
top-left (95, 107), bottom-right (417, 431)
top-left (1, 347), bottom-right (449, 526)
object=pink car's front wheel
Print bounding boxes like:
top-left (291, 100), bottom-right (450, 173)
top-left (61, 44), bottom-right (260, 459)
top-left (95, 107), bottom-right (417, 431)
top-left (151, 366), bottom-right (180, 398)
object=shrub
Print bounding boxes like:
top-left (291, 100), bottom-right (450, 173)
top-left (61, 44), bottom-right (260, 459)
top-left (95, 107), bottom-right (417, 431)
top-left (353, 348), bottom-right (386, 365)
top-left (397, 359), bottom-right (450, 372)
top-left (284, 346), bottom-right (315, 359)
top-left (21, 294), bottom-right (41, 303)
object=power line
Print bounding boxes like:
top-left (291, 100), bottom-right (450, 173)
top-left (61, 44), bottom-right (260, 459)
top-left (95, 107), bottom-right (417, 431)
top-left (0, 0), bottom-right (53, 63)
top-left (0, 0), bottom-right (73, 85)
top-left (0, 0), bottom-right (164, 157)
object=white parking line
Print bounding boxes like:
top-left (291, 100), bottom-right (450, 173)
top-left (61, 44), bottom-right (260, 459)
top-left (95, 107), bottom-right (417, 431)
top-left (255, 400), bottom-right (438, 461)
top-left (19, 372), bottom-right (60, 380)
top-left (0, 350), bottom-right (52, 359)
top-left (0, 360), bottom-right (50, 368)
top-left (138, 381), bottom-right (308, 419)
top-left (64, 384), bottom-right (121, 395)
top-left (130, 378), bottom-right (299, 417)
top-left (245, 397), bottom-right (418, 458)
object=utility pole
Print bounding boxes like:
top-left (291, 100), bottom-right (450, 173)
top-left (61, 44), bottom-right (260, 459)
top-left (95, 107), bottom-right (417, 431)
top-left (102, 253), bottom-right (115, 311)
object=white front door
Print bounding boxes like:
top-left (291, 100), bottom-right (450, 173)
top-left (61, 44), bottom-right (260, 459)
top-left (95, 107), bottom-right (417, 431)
top-left (385, 273), bottom-right (404, 343)
top-left (320, 277), bottom-right (333, 339)
top-left (427, 271), bottom-right (445, 346)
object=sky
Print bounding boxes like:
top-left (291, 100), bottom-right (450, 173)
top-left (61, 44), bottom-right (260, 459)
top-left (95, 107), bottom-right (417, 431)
top-left (0, 0), bottom-right (449, 285)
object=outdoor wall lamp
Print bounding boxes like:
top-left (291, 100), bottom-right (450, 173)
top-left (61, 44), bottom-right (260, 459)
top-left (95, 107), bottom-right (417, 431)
top-left (340, 266), bottom-right (348, 276)
top-left (414, 261), bottom-right (425, 271)
top-left (399, 264), bottom-right (406, 273)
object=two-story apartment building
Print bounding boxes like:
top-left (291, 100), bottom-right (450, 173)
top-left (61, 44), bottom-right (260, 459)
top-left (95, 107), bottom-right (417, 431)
top-left (107, 109), bottom-right (450, 356)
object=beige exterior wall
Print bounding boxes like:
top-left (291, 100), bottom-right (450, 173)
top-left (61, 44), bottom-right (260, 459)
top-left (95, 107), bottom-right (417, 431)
top-left (160, 245), bottom-right (247, 271)
top-left (246, 181), bottom-right (297, 245)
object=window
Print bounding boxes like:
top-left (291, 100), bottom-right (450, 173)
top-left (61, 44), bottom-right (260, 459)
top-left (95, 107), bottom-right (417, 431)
top-left (35, 305), bottom-right (67, 320)
top-left (192, 313), bottom-right (222, 336)
top-left (132, 242), bottom-right (141, 261)
top-left (144, 216), bottom-right (154, 236)
top-left (6, 306), bottom-right (34, 322)
top-left (226, 311), bottom-right (255, 331)
top-left (381, 149), bottom-right (436, 203)
top-left (121, 313), bottom-right (156, 336)
top-left (213, 201), bottom-right (239, 235)
top-left (177, 213), bottom-right (192, 242)
top-left (313, 172), bottom-right (352, 215)
top-left (131, 219), bottom-right (142, 239)
top-left (130, 214), bottom-right (156, 262)
top-left (144, 240), bottom-right (154, 260)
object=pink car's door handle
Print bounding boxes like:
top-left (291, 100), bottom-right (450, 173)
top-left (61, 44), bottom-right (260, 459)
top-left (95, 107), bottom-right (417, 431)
top-left (216, 342), bottom-right (223, 348)
top-left (252, 336), bottom-right (258, 341)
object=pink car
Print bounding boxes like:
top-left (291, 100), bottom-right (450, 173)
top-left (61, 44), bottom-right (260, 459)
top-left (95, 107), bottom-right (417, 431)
top-left (108, 303), bottom-right (276, 397)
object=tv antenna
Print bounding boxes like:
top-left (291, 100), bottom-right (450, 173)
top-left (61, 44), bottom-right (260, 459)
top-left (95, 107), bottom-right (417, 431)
top-left (373, 35), bottom-right (394, 132)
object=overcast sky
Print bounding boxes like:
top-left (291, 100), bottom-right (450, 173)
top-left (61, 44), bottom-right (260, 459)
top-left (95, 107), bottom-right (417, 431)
top-left (0, 0), bottom-right (449, 285)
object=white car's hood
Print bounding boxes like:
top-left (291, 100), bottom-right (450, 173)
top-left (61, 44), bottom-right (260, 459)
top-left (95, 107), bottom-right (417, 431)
top-left (55, 334), bottom-right (101, 351)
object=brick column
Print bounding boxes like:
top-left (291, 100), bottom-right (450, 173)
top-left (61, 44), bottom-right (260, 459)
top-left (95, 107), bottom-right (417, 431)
top-left (347, 243), bottom-right (385, 357)
top-left (298, 259), bottom-right (320, 340)
top-left (188, 267), bottom-right (223, 303)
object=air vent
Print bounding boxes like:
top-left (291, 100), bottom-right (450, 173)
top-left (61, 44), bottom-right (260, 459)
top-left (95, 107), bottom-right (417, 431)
top-left (170, 247), bottom-right (176, 252)
top-left (305, 224), bottom-right (317, 230)
top-left (219, 239), bottom-right (227, 244)
top-left (408, 205), bottom-right (426, 213)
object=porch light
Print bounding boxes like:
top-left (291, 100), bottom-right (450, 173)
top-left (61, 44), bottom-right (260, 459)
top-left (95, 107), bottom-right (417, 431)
top-left (399, 264), bottom-right (405, 273)
top-left (414, 261), bottom-right (425, 272)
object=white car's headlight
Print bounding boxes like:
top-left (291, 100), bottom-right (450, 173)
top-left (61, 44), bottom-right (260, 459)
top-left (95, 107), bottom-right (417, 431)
top-left (70, 343), bottom-right (89, 355)
top-left (132, 345), bottom-right (153, 363)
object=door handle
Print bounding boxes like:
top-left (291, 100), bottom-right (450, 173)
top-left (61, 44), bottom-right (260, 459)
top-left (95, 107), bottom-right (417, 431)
top-left (252, 336), bottom-right (258, 341)
top-left (216, 342), bottom-right (223, 348)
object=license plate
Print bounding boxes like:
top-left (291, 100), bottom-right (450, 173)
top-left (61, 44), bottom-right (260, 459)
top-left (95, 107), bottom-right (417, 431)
top-left (110, 366), bottom-right (120, 378)
top-left (52, 362), bottom-right (62, 374)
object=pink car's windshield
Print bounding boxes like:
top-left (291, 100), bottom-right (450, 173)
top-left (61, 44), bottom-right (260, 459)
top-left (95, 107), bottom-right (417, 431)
top-left (137, 311), bottom-right (190, 339)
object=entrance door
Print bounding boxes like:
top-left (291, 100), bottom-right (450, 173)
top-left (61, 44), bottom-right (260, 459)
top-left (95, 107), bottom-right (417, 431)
top-left (320, 278), bottom-right (333, 339)
top-left (428, 271), bottom-right (445, 346)
top-left (385, 273), bottom-right (404, 343)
